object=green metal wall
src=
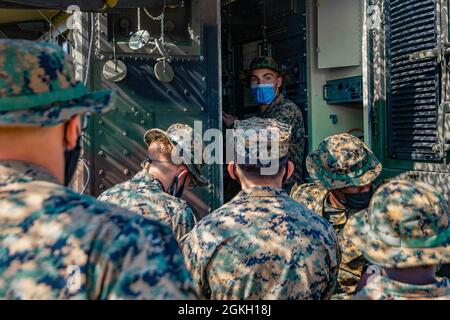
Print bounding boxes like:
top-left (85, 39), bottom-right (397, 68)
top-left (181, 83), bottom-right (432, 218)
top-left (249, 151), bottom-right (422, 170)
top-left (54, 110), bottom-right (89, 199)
top-left (82, 1), bottom-right (222, 216)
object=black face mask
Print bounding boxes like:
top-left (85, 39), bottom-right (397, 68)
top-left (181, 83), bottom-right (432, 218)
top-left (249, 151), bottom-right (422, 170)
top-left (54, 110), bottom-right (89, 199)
top-left (340, 190), bottom-right (374, 210)
top-left (168, 172), bottom-right (187, 198)
top-left (64, 136), bottom-right (81, 186)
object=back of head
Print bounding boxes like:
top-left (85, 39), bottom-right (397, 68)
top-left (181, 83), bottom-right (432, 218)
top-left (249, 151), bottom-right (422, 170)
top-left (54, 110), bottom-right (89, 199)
top-left (144, 123), bottom-right (208, 187)
top-left (233, 117), bottom-right (291, 183)
top-left (145, 136), bottom-right (175, 164)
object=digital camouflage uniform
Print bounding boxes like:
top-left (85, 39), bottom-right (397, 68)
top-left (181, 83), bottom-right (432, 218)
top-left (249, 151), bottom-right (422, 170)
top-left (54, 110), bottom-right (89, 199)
top-left (0, 39), bottom-right (196, 299)
top-left (98, 170), bottom-right (196, 242)
top-left (346, 180), bottom-right (450, 300)
top-left (181, 118), bottom-right (340, 300)
top-left (250, 57), bottom-right (306, 190)
top-left (99, 124), bottom-right (207, 242)
top-left (291, 134), bottom-right (382, 299)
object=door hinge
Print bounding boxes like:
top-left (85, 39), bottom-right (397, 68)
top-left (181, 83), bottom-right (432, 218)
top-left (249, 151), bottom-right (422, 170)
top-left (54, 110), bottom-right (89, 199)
top-left (409, 48), bottom-right (440, 62)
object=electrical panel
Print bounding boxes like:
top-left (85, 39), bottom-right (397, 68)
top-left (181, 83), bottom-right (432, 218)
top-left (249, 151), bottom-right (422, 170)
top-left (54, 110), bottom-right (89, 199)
top-left (323, 76), bottom-right (363, 105)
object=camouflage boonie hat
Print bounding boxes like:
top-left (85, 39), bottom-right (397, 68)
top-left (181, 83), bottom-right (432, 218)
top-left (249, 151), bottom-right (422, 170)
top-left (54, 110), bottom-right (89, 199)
top-left (307, 133), bottom-right (382, 190)
top-left (0, 39), bottom-right (115, 126)
top-left (248, 56), bottom-right (283, 74)
top-left (346, 180), bottom-right (450, 268)
top-left (233, 117), bottom-right (291, 167)
top-left (144, 123), bottom-right (208, 187)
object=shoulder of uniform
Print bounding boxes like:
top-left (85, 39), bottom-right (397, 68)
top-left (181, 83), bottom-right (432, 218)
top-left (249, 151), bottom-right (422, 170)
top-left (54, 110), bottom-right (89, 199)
top-left (33, 181), bottom-right (173, 235)
top-left (290, 182), bottom-right (328, 213)
top-left (97, 180), bottom-right (130, 198)
top-left (291, 182), bottom-right (327, 197)
top-left (171, 197), bottom-right (196, 215)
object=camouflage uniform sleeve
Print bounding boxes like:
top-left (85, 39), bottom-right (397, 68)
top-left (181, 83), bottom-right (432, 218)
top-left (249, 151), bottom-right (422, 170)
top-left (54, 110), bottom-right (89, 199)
top-left (179, 228), bottom-right (211, 299)
top-left (290, 183), bottom-right (328, 214)
top-left (331, 213), bottom-right (369, 300)
top-left (271, 103), bottom-right (305, 151)
top-left (269, 102), bottom-right (306, 187)
top-left (89, 212), bottom-right (197, 300)
top-left (321, 224), bottom-right (342, 300)
top-left (172, 206), bottom-right (197, 242)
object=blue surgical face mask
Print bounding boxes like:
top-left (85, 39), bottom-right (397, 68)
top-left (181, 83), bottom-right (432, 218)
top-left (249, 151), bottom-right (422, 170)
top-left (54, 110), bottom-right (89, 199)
top-left (251, 83), bottom-right (277, 105)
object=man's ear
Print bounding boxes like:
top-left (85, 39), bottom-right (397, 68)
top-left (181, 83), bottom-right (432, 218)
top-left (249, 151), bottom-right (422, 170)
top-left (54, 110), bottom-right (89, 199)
top-left (276, 75), bottom-right (283, 90)
top-left (177, 168), bottom-right (190, 183)
top-left (286, 160), bottom-right (295, 180)
top-left (227, 161), bottom-right (237, 181)
top-left (64, 115), bottom-right (81, 150)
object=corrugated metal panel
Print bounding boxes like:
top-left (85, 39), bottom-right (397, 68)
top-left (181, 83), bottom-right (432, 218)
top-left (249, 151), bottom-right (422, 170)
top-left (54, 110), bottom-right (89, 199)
top-left (386, 0), bottom-right (440, 161)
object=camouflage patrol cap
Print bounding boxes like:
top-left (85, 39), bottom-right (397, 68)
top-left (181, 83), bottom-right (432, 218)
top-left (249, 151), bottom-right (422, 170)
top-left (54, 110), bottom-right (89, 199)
top-left (144, 123), bottom-right (208, 187)
top-left (233, 117), bottom-right (291, 167)
top-left (306, 133), bottom-right (382, 190)
top-left (0, 39), bottom-right (115, 126)
top-left (346, 180), bottom-right (450, 268)
top-left (248, 56), bottom-right (283, 74)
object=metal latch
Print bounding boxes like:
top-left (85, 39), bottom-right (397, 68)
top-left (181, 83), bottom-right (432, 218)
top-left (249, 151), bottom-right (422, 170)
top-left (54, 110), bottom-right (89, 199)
top-left (405, 172), bottom-right (420, 180)
top-left (409, 48), bottom-right (440, 62)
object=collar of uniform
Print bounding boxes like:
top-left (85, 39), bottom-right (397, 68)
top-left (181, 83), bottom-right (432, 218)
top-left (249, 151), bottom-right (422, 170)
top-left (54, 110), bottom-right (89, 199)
top-left (240, 186), bottom-right (286, 198)
top-left (362, 275), bottom-right (450, 299)
top-left (261, 94), bottom-right (285, 114)
top-left (323, 192), bottom-right (354, 229)
top-left (132, 169), bottom-right (165, 191)
top-left (0, 160), bottom-right (60, 184)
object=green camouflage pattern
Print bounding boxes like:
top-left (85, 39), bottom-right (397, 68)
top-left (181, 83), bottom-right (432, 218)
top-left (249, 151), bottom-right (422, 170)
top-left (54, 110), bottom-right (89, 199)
top-left (355, 275), bottom-right (450, 300)
top-left (234, 117), bottom-right (291, 165)
top-left (346, 180), bottom-right (450, 269)
top-left (144, 123), bottom-right (207, 187)
top-left (291, 182), bottom-right (367, 299)
top-left (248, 56), bottom-right (283, 74)
top-left (0, 39), bottom-right (114, 126)
top-left (98, 169), bottom-right (196, 242)
top-left (290, 183), bottom-right (329, 214)
top-left (180, 186), bottom-right (341, 300)
top-left (258, 96), bottom-right (306, 188)
top-left (0, 160), bottom-right (196, 299)
top-left (306, 133), bottom-right (382, 190)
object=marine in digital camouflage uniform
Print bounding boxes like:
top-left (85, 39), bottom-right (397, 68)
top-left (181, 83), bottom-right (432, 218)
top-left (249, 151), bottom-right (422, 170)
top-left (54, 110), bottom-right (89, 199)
top-left (345, 180), bottom-right (450, 300)
top-left (250, 57), bottom-right (306, 190)
top-left (0, 39), bottom-right (196, 299)
top-left (180, 117), bottom-right (340, 300)
top-left (291, 133), bottom-right (382, 299)
top-left (99, 124), bottom-right (208, 242)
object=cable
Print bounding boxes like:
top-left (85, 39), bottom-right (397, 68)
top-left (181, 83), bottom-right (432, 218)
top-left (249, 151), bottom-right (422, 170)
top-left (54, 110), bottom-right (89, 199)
top-left (80, 156), bottom-right (91, 195)
top-left (84, 12), bottom-right (94, 85)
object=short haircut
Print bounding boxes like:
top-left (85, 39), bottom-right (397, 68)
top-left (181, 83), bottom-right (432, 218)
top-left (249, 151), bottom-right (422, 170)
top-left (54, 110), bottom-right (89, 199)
top-left (147, 137), bottom-right (173, 162)
top-left (236, 157), bottom-right (288, 178)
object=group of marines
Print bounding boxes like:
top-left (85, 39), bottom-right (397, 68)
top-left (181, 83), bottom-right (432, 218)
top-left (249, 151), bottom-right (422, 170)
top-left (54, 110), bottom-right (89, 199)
top-left (0, 40), bottom-right (448, 300)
